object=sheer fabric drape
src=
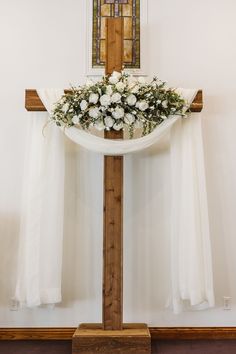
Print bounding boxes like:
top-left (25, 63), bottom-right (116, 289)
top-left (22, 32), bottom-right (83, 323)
top-left (14, 89), bottom-right (214, 313)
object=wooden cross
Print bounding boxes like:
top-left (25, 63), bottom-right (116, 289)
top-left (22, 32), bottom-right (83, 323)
top-left (25, 17), bottom-right (203, 354)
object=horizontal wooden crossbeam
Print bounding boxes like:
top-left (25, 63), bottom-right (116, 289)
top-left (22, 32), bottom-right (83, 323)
top-left (25, 89), bottom-right (203, 112)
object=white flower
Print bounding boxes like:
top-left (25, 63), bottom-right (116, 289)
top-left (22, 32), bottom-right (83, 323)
top-left (112, 71), bottom-right (122, 79)
top-left (109, 71), bottom-right (121, 84)
top-left (161, 115), bottom-right (167, 120)
top-left (138, 100), bottom-right (149, 111)
top-left (112, 107), bottom-right (125, 119)
top-left (72, 115), bottom-right (79, 124)
top-left (162, 100), bottom-right (168, 108)
top-left (109, 76), bottom-right (119, 85)
top-left (80, 100), bottom-right (88, 111)
top-left (100, 94), bottom-right (111, 106)
top-left (104, 116), bottom-right (114, 128)
top-left (113, 122), bottom-right (124, 131)
top-left (89, 107), bottom-right (100, 119)
top-left (111, 92), bottom-right (121, 103)
top-left (89, 93), bottom-right (99, 104)
top-left (94, 120), bottom-right (105, 131)
top-left (62, 103), bottom-right (69, 112)
top-left (124, 113), bottom-right (135, 125)
top-left (116, 82), bottom-right (125, 92)
top-left (106, 85), bottom-right (113, 96)
top-left (126, 94), bottom-right (137, 106)
top-left (138, 76), bottom-right (146, 84)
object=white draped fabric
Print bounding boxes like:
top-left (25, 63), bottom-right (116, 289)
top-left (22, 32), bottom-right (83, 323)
top-left (170, 114), bottom-right (214, 312)
top-left (14, 88), bottom-right (215, 313)
top-left (14, 90), bottom-right (65, 307)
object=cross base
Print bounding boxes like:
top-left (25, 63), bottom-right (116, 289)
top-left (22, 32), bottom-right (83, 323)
top-left (72, 323), bottom-right (151, 354)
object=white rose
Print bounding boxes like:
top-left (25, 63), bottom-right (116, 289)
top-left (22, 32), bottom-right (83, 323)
top-left (124, 113), bottom-right (135, 125)
top-left (80, 100), bottom-right (88, 111)
top-left (116, 82), bottom-right (125, 92)
top-left (113, 122), bottom-right (124, 131)
top-left (72, 115), bottom-right (79, 124)
top-left (112, 107), bottom-right (125, 119)
top-left (104, 116), bottom-right (114, 128)
top-left (106, 85), bottom-right (113, 96)
top-left (89, 107), bottom-right (100, 119)
top-left (138, 76), bottom-right (146, 84)
top-left (94, 120), bottom-right (105, 131)
top-left (109, 76), bottom-right (119, 85)
top-left (111, 92), bottom-right (121, 103)
top-left (138, 100), bottom-right (149, 111)
top-left (162, 100), bottom-right (168, 108)
top-left (100, 94), bottom-right (111, 106)
top-left (112, 71), bottom-right (122, 79)
top-left (89, 93), bottom-right (99, 104)
top-left (126, 94), bottom-right (137, 106)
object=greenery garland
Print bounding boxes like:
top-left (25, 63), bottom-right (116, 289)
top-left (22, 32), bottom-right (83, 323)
top-left (51, 71), bottom-right (189, 138)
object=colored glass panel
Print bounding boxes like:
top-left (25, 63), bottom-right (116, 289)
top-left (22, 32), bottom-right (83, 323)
top-left (92, 0), bottom-right (140, 69)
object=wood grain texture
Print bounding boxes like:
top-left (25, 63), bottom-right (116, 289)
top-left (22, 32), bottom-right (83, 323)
top-left (0, 328), bottom-right (75, 340)
top-left (25, 89), bottom-right (203, 112)
top-left (101, 17), bottom-right (125, 331)
top-left (150, 327), bottom-right (236, 340)
top-left (103, 130), bottom-right (123, 331)
top-left (1, 327), bottom-right (236, 341)
top-left (73, 323), bottom-right (151, 354)
top-left (105, 17), bottom-right (124, 75)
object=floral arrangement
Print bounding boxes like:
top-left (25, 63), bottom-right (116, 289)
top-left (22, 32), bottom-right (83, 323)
top-left (51, 71), bottom-right (188, 137)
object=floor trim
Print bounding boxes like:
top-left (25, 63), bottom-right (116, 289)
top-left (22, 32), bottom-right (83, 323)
top-left (1, 327), bottom-right (236, 341)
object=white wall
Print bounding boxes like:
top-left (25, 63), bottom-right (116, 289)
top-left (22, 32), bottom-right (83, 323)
top-left (0, 0), bottom-right (236, 327)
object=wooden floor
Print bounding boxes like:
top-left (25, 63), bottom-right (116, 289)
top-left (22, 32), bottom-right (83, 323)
top-left (1, 340), bottom-right (236, 354)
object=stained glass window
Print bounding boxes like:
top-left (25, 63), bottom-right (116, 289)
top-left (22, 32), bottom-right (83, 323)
top-left (92, 0), bottom-right (140, 69)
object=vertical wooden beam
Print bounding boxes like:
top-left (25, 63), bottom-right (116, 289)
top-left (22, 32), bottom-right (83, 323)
top-left (105, 17), bottom-right (124, 75)
top-left (72, 15), bottom-right (150, 354)
top-left (103, 17), bottom-right (124, 331)
top-left (103, 130), bottom-right (123, 331)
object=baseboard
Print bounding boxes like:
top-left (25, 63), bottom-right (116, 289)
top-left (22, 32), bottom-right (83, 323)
top-left (150, 327), bottom-right (236, 340)
top-left (1, 327), bottom-right (236, 341)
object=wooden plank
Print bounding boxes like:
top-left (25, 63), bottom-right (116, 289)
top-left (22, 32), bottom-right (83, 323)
top-left (103, 130), bottom-right (123, 331)
top-left (105, 17), bottom-right (124, 75)
top-left (150, 327), bottom-right (236, 340)
top-left (25, 89), bottom-right (203, 112)
top-left (2, 327), bottom-right (236, 341)
top-left (102, 17), bottom-right (124, 331)
top-left (73, 323), bottom-right (151, 354)
top-left (0, 328), bottom-right (75, 340)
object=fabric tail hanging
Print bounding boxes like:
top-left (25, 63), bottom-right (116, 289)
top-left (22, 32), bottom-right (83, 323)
top-left (170, 113), bottom-right (215, 313)
top-left (14, 90), bottom-right (65, 307)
